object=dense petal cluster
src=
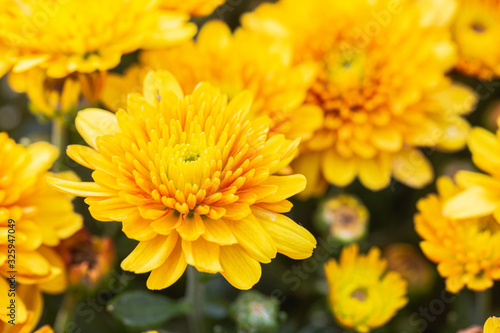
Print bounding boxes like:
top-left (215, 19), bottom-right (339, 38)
top-left (242, 0), bottom-right (476, 195)
top-left (415, 177), bottom-right (500, 293)
top-left (452, 0), bottom-right (500, 79)
top-left (0, 132), bottom-right (82, 288)
top-left (443, 122), bottom-right (500, 221)
top-left (102, 21), bottom-right (323, 142)
top-left (49, 71), bottom-right (317, 290)
top-left (0, 0), bottom-right (196, 78)
top-left (324, 244), bottom-right (408, 333)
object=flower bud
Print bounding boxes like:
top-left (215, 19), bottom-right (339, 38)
top-left (230, 291), bottom-right (283, 333)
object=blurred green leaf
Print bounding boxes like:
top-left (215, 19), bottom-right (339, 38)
top-left (107, 290), bottom-right (188, 329)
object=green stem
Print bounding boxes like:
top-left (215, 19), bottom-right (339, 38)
top-left (51, 117), bottom-right (67, 172)
top-left (186, 266), bottom-right (205, 333)
top-left (475, 290), bottom-right (492, 325)
top-left (53, 292), bottom-right (78, 333)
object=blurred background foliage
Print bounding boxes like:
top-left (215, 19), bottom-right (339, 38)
top-left (1, 0), bottom-right (500, 332)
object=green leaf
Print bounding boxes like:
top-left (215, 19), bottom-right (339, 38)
top-left (107, 290), bottom-right (188, 329)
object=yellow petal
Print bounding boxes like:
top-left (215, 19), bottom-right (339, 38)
top-left (202, 218), bottom-right (237, 245)
top-left (197, 20), bottom-right (231, 51)
top-left (147, 240), bottom-right (187, 290)
top-left (252, 207), bottom-right (316, 259)
top-left (143, 70), bottom-right (183, 105)
top-left (228, 215), bottom-right (277, 263)
top-left (37, 247), bottom-right (67, 294)
top-left (392, 149), bottom-right (433, 189)
top-left (121, 233), bottom-right (177, 273)
top-left (226, 91), bottom-right (253, 119)
top-left (443, 186), bottom-right (499, 219)
top-left (468, 127), bottom-right (500, 176)
top-left (370, 128), bottom-right (403, 152)
top-left (358, 156), bottom-right (392, 190)
top-left (182, 237), bottom-right (222, 273)
top-left (76, 109), bottom-right (120, 150)
top-left (150, 211), bottom-right (182, 235)
top-left (220, 244), bottom-right (262, 290)
top-left (47, 177), bottom-right (114, 197)
top-left (258, 175), bottom-right (306, 203)
top-left (177, 214), bottom-right (205, 241)
top-left (121, 210), bottom-right (157, 241)
top-left (322, 150), bottom-right (357, 186)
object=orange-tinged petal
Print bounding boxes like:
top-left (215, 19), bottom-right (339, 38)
top-left (47, 177), bottom-right (114, 197)
top-left (177, 214), bottom-right (205, 241)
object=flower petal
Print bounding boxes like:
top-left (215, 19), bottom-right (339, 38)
top-left (392, 149), bottom-right (433, 189)
top-left (76, 109), bottom-right (120, 149)
top-left (322, 150), bottom-right (357, 187)
top-left (202, 218), bottom-right (237, 245)
top-left (182, 237), bottom-right (222, 273)
top-left (121, 233), bottom-right (177, 273)
top-left (147, 240), bottom-right (187, 290)
top-left (177, 214), bottom-right (205, 241)
top-left (219, 244), bottom-right (262, 290)
top-left (257, 175), bottom-right (306, 203)
top-left (443, 186), bottom-right (499, 219)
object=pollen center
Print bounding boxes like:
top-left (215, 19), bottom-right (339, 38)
top-left (350, 288), bottom-right (368, 302)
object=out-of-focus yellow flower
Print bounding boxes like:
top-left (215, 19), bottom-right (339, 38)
top-left (160, 0), bottom-right (225, 16)
top-left (0, 132), bottom-right (82, 290)
top-left (324, 244), bottom-right (408, 333)
top-left (0, 281), bottom-right (42, 332)
top-left (7, 69), bottom-right (103, 120)
top-left (443, 121), bottom-right (500, 222)
top-left (102, 21), bottom-right (322, 141)
top-left (57, 228), bottom-right (115, 290)
top-left (484, 317), bottom-right (500, 333)
top-left (415, 176), bottom-right (500, 293)
top-left (316, 195), bottom-right (368, 243)
top-left (0, 0), bottom-right (196, 79)
top-left (243, 0), bottom-right (476, 195)
top-left (384, 243), bottom-right (434, 295)
top-left (48, 71), bottom-right (316, 290)
top-left (453, 0), bottom-right (500, 79)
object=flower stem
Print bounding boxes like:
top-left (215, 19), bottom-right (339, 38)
top-left (54, 292), bottom-right (78, 333)
top-left (475, 290), bottom-right (491, 325)
top-left (186, 266), bottom-right (205, 333)
top-left (51, 117), bottom-right (67, 172)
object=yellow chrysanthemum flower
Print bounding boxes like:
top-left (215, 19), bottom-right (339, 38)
top-left (48, 71), bottom-right (317, 290)
top-left (453, 0), bottom-right (500, 79)
top-left (485, 317), bottom-right (500, 333)
top-left (102, 21), bottom-right (323, 142)
top-left (415, 176), bottom-right (500, 293)
top-left (443, 120), bottom-right (500, 222)
top-left (0, 132), bottom-right (82, 289)
top-left (0, 281), bottom-right (42, 332)
top-left (160, 0), bottom-right (225, 16)
top-left (0, 0), bottom-right (196, 79)
top-left (324, 244), bottom-right (408, 333)
top-left (242, 0), bottom-right (476, 195)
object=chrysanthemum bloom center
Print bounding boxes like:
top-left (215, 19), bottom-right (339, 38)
top-left (350, 288), bottom-right (368, 302)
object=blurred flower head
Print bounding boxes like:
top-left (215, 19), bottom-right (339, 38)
top-left (48, 70), bottom-right (316, 290)
top-left (243, 0), bottom-right (476, 195)
top-left (444, 121), bottom-right (500, 223)
top-left (57, 228), bottom-right (115, 290)
top-left (0, 132), bottom-right (82, 290)
top-left (0, 0), bottom-right (197, 79)
top-left (453, 0), bottom-right (500, 79)
top-left (316, 194), bottom-right (369, 243)
top-left (415, 176), bottom-right (500, 293)
top-left (159, 0), bottom-right (225, 16)
top-left (324, 244), bottom-right (408, 332)
top-left (384, 243), bottom-right (434, 295)
top-left (484, 317), bottom-right (500, 333)
top-left (230, 290), bottom-right (282, 333)
top-left (102, 21), bottom-right (323, 142)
